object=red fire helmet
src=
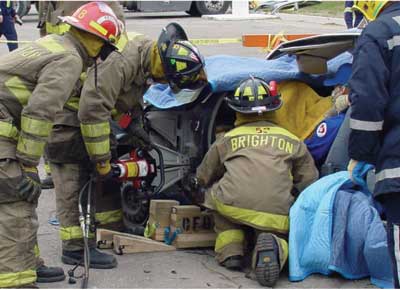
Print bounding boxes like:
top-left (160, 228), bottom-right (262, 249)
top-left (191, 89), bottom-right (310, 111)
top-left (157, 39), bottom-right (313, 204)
top-left (60, 2), bottom-right (121, 45)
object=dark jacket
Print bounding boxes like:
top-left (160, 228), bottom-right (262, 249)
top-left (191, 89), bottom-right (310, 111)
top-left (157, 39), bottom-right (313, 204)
top-left (0, 1), bottom-right (15, 17)
top-left (348, 2), bottom-right (400, 197)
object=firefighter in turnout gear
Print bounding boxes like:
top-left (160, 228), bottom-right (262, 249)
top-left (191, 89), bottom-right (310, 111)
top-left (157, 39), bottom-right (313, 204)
top-left (36, 1), bottom-right (125, 189)
top-left (0, 2), bottom-right (120, 287)
top-left (195, 77), bottom-right (318, 287)
top-left (348, 1), bottom-right (400, 288)
top-left (46, 22), bottom-right (206, 269)
top-left (0, 3), bottom-right (119, 288)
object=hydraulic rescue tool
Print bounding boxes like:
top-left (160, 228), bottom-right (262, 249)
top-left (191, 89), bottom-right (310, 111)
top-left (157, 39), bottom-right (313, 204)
top-left (71, 146), bottom-right (165, 288)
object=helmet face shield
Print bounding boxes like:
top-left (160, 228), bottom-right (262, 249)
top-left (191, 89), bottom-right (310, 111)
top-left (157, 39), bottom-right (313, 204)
top-left (169, 67), bottom-right (208, 93)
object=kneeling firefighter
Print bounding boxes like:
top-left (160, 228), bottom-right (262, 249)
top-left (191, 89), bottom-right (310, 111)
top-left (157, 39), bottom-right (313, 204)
top-left (194, 77), bottom-right (318, 286)
top-left (46, 22), bottom-right (207, 269)
top-left (0, 2), bottom-right (121, 287)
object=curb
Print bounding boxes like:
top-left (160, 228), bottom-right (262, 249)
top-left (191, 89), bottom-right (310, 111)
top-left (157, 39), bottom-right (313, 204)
top-left (277, 13), bottom-right (345, 26)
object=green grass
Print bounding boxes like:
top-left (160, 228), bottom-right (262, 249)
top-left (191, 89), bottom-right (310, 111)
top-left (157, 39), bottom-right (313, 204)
top-left (279, 1), bottom-right (344, 18)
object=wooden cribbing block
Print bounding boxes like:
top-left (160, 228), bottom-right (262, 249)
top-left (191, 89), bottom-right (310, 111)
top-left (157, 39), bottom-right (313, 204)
top-left (97, 228), bottom-right (122, 249)
top-left (171, 209), bottom-right (214, 234)
top-left (171, 205), bottom-right (201, 216)
top-left (147, 200), bottom-right (180, 241)
top-left (172, 232), bottom-right (217, 249)
top-left (113, 234), bottom-right (175, 255)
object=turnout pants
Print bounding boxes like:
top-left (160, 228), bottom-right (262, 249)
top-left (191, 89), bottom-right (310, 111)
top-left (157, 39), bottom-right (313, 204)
top-left (380, 193), bottom-right (400, 288)
top-left (212, 211), bottom-right (288, 271)
top-left (47, 125), bottom-right (123, 252)
top-left (0, 105), bottom-right (40, 287)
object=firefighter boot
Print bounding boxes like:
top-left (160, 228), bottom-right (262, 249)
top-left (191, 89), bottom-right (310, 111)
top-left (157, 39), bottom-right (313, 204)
top-left (36, 264), bottom-right (66, 283)
top-left (221, 255), bottom-right (243, 271)
top-left (62, 248), bottom-right (117, 269)
top-left (253, 233), bottom-right (280, 287)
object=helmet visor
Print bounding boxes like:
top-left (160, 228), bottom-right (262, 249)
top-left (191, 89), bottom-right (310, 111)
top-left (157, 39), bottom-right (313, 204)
top-left (169, 67), bottom-right (208, 93)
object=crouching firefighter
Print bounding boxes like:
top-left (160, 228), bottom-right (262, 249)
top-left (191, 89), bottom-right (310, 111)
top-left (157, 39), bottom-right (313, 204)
top-left (193, 77), bottom-right (318, 287)
top-left (0, 1), bottom-right (121, 287)
top-left (46, 22), bottom-right (207, 269)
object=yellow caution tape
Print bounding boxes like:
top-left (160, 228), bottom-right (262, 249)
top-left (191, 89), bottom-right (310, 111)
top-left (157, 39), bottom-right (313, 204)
top-left (0, 39), bottom-right (33, 44)
top-left (190, 38), bottom-right (242, 45)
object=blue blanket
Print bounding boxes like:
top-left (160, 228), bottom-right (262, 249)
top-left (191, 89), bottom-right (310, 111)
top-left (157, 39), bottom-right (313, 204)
top-left (289, 172), bottom-right (393, 288)
top-left (143, 52), bottom-right (353, 109)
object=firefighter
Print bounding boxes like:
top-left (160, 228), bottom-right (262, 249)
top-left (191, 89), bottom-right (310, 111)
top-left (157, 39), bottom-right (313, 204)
top-left (347, 1), bottom-right (400, 288)
top-left (36, 1), bottom-right (125, 189)
top-left (0, 2), bottom-right (121, 287)
top-left (46, 22), bottom-right (206, 269)
top-left (0, 0), bottom-right (18, 51)
top-left (194, 77), bottom-right (318, 287)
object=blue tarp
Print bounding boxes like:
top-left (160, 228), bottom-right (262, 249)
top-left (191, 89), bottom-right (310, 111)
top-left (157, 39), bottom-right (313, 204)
top-left (144, 52), bottom-right (353, 109)
top-left (289, 171), bottom-right (393, 288)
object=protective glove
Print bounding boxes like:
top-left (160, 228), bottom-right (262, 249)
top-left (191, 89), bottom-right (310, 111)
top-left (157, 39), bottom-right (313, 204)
top-left (14, 15), bottom-right (23, 26)
top-left (17, 164), bottom-right (42, 203)
top-left (347, 159), bottom-right (374, 186)
top-left (96, 160), bottom-right (113, 180)
top-left (184, 174), bottom-right (206, 205)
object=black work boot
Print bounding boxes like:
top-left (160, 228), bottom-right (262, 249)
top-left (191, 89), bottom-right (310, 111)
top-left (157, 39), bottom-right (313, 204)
top-left (40, 175), bottom-right (54, 189)
top-left (62, 248), bottom-right (117, 269)
top-left (221, 255), bottom-right (243, 271)
top-left (36, 264), bottom-right (66, 283)
top-left (254, 233), bottom-right (280, 287)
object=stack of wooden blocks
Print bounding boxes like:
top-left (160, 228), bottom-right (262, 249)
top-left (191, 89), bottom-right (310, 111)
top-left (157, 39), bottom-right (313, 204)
top-left (96, 199), bottom-right (216, 255)
top-left (147, 200), bottom-right (217, 249)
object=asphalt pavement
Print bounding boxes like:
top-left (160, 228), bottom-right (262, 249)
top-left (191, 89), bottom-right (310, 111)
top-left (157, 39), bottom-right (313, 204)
top-left (0, 6), bottom-right (377, 289)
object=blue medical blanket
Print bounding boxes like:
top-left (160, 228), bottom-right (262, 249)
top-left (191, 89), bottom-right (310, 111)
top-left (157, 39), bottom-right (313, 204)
top-left (289, 172), bottom-right (393, 288)
top-left (144, 53), bottom-right (353, 109)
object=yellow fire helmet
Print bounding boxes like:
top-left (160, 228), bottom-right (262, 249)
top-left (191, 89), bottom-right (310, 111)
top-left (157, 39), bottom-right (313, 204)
top-left (353, 0), bottom-right (389, 21)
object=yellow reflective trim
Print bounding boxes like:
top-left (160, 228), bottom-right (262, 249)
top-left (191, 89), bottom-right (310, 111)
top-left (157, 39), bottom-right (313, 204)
top-left (6, 0), bottom-right (11, 8)
top-left (279, 237), bottom-right (288, 263)
top-left (37, 37), bottom-right (66, 53)
top-left (17, 136), bottom-right (45, 158)
top-left (177, 47), bottom-right (189, 56)
top-left (116, 31), bottom-right (144, 51)
top-left (176, 61), bottom-right (187, 72)
top-left (59, 226), bottom-right (94, 240)
top-left (45, 23), bottom-right (71, 35)
top-left (80, 72), bottom-right (87, 82)
top-left (213, 195), bottom-right (289, 233)
top-left (0, 269), bottom-right (36, 288)
top-left (85, 139), bottom-right (110, 156)
top-left (5, 76), bottom-right (31, 106)
top-left (21, 116), bottom-right (52, 137)
top-left (215, 229), bottom-right (244, 252)
top-left (0, 120), bottom-right (19, 141)
top-left (225, 126), bottom-right (299, 141)
top-left (81, 122), bottom-right (110, 138)
top-left (95, 209), bottom-right (123, 225)
top-left (243, 87), bottom-right (252, 96)
top-left (258, 86), bottom-right (266, 95)
top-left (34, 244), bottom-right (40, 257)
top-left (89, 20), bottom-right (108, 36)
top-left (65, 96), bottom-right (80, 111)
top-left (234, 88), bottom-right (240, 97)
